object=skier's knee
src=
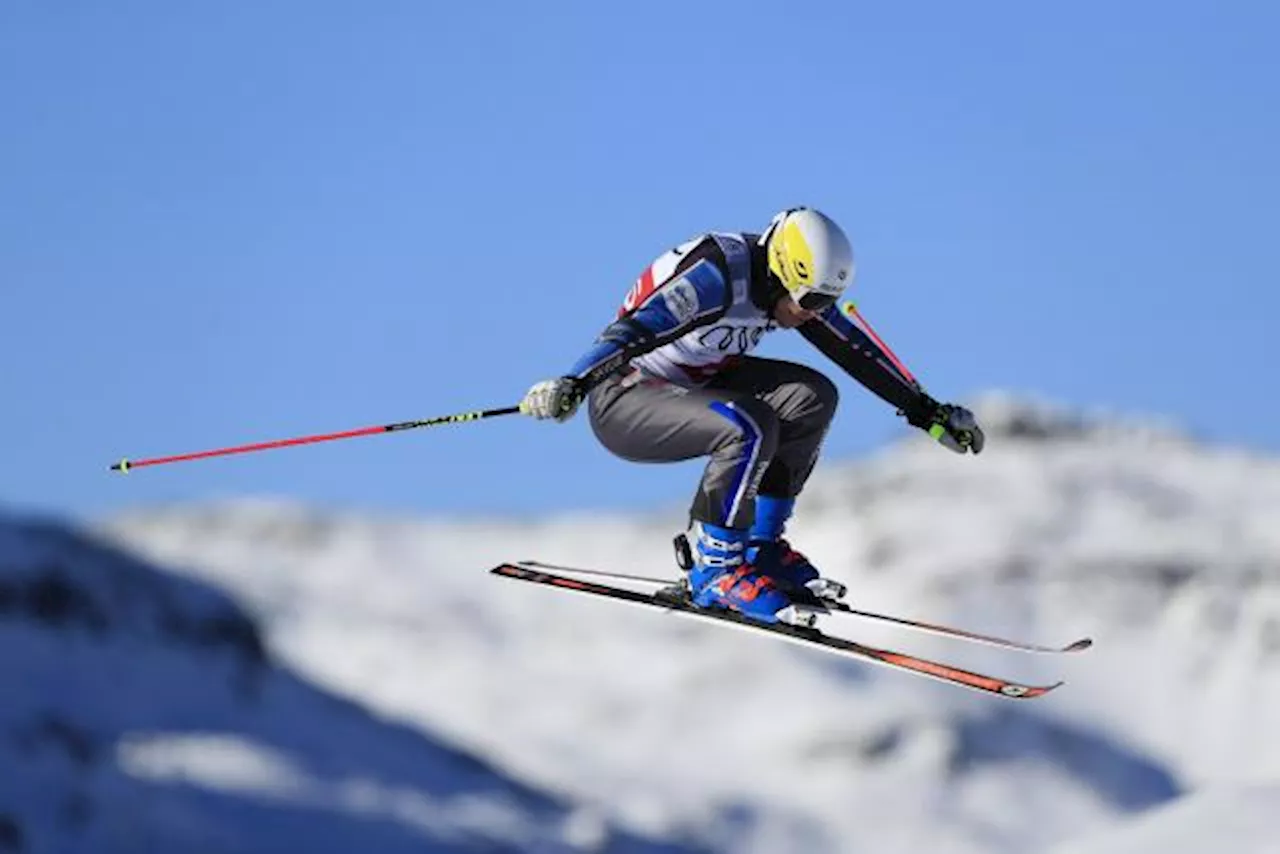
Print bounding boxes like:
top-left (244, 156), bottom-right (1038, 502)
top-left (793, 367), bottom-right (839, 421)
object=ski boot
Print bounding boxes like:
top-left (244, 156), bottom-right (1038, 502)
top-left (671, 521), bottom-right (823, 627)
top-left (747, 497), bottom-right (848, 603)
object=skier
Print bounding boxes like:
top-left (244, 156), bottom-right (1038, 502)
top-left (520, 208), bottom-right (984, 625)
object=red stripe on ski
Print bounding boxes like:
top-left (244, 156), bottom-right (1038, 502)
top-left (871, 651), bottom-right (1058, 699)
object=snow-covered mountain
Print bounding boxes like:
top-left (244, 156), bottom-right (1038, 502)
top-left (0, 515), bottom-right (701, 853)
top-left (93, 394), bottom-right (1280, 853)
top-left (1048, 785), bottom-right (1280, 854)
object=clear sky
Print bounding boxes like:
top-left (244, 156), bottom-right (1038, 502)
top-left (2, 1), bottom-right (1277, 524)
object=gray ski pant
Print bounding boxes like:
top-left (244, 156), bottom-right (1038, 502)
top-left (587, 356), bottom-right (838, 530)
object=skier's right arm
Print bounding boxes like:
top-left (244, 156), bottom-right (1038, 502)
top-left (521, 243), bottom-right (731, 421)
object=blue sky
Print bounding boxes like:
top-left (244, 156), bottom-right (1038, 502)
top-left (2, 1), bottom-right (1277, 523)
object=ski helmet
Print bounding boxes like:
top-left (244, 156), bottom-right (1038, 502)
top-left (763, 208), bottom-right (855, 312)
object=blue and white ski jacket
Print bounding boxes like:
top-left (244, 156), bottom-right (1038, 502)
top-left (566, 231), bottom-right (939, 426)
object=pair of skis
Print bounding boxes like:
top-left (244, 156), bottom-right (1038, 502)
top-left (491, 560), bottom-right (1091, 699)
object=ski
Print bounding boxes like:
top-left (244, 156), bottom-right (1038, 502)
top-left (492, 563), bottom-right (1064, 700)
top-left (823, 599), bottom-right (1091, 655)
top-left (514, 560), bottom-right (1092, 656)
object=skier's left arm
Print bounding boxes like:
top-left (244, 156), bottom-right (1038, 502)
top-left (799, 304), bottom-right (985, 454)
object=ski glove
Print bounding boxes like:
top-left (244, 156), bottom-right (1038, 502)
top-left (520, 377), bottom-right (583, 422)
top-left (928, 403), bottom-right (985, 455)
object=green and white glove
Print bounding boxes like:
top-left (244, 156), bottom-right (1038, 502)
top-left (928, 403), bottom-right (985, 455)
top-left (520, 377), bottom-right (583, 422)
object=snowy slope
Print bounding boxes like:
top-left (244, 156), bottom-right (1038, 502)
top-left (100, 395), bottom-right (1280, 853)
top-left (1049, 786), bottom-right (1280, 854)
top-left (0, 516), bottom-right (700, 854)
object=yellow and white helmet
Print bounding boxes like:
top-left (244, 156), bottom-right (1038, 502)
top-left (763, 207), bottom-right (855, 312)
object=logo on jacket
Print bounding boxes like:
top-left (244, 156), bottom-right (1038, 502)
top-left (696, 322), bottom-right (772, 353)
top-left (662, 278), bottom-right (700, 323)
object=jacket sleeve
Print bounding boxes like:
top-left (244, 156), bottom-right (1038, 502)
top-left (564, 243), bottom-right (732, 390)
top-left (799, 304), bottom-right (940, 427)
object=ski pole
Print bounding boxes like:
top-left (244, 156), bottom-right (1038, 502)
top-left (841, 301), bottom-right (922, 390)
top-left (109, 405), bottom-right (522, 473)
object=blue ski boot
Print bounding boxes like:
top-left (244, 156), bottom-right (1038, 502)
top-left (684, 521), bottom-right (820, 626)
top-left (747, 497), bottom-right (848, 602)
